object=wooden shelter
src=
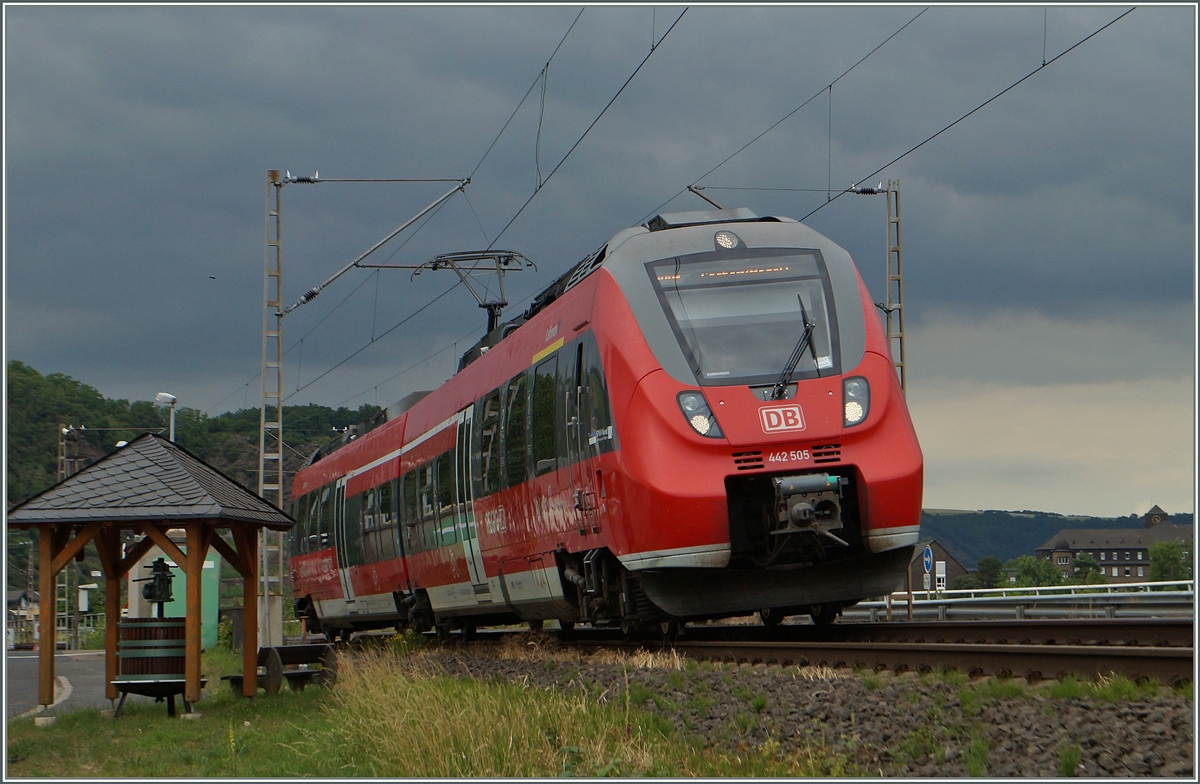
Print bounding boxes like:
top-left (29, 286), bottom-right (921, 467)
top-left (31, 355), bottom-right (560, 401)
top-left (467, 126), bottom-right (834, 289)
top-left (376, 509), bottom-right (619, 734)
top-left (7, 433), bottom-right (294, 709)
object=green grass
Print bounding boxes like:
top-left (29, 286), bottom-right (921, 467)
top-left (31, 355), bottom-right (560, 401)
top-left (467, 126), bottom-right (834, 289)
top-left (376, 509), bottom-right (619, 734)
top-left (6, 685), bottom-right (335, 777)
top-left (1058, 737), bottom-right (1081, 776)
top-left (964, 732), bottom-right (990, 776)
top-left (1046, 674), bottom-right (1159, 703)
top-left (8, 647), bottom-right (861, 777)
top-left (959, 677), bottom-right (1028, 714)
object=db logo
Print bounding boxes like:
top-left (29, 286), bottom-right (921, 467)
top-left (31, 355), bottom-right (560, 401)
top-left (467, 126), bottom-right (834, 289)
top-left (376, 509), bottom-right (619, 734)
top-left (759, 405), bottom-right (806, 433)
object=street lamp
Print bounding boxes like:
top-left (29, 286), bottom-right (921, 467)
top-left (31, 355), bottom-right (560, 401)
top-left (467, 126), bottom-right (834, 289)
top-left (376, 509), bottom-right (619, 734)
top-left (154, 392), bottom-right (178, 442)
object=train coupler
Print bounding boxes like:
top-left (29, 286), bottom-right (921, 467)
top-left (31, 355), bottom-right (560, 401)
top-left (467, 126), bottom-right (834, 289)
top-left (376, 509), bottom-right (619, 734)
top-left (772, 473), bottom-right (849, 545)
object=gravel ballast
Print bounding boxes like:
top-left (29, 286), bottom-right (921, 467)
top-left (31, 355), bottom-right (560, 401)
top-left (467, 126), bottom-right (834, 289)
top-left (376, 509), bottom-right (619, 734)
top-left (395, 637), bottom-right (1194, 777)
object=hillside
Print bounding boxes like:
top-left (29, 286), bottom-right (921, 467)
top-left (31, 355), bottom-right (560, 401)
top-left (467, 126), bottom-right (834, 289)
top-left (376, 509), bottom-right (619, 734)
top-left (6, 360), bottom-right (380, 590)
top-left (920, 509), bottom-right (1195, 570)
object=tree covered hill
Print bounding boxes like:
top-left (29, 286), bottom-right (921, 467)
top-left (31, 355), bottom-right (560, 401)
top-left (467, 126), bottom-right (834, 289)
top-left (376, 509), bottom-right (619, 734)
top-left (920, 509), bottom-right (1194, 571)
top-left (6, 360), bottom-right (380, 508)
top-left (6, 361), bottom-right (383, 591)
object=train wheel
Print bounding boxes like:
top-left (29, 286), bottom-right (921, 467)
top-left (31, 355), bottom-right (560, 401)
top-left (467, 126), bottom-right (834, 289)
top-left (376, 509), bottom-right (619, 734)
top-left (461, 620), bottom-right (477, 642)
top-left (528, 619), bottom-right (544, 632)
top-left (620, 620), bottom-right (636, 641)
top-left (338, 627), bottom-right (354, 643)
top-left (557, 621), bottom-right (575, 640)
top-left (659, 619), bottom-right (681, 643)
top-left (809, 603), bottom-right (840, 627)
top-left (759, 608), bottom-right (784, 627)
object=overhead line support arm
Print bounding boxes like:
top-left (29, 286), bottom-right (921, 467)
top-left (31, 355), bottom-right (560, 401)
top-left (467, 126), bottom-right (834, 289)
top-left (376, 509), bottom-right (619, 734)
top-left (281, 179), bottom-right (469, 315)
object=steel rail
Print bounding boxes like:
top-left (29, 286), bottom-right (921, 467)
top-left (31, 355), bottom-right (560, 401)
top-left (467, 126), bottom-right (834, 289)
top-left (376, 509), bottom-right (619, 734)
top-left (665, 639), bottom-right (1193, 686)
top-left (675, 618), bottom-right (1195, 648)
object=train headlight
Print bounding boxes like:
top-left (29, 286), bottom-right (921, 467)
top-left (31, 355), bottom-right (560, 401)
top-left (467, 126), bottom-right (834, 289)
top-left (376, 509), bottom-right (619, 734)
top-left (842, 376), bottom-right (870, 427)
top-left (677, 391), bottom-right (724, 438)
top-left (714, 230), bottom-right (741, 250)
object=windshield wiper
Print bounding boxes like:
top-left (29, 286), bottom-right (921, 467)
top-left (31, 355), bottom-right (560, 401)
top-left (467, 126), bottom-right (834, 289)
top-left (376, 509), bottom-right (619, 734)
top-left (769, 294), bottom-right (819, 400)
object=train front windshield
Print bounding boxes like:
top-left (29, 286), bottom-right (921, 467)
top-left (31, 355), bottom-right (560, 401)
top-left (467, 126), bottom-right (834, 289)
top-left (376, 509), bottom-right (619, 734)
top-left (648, 250), bottom-right (840, 386)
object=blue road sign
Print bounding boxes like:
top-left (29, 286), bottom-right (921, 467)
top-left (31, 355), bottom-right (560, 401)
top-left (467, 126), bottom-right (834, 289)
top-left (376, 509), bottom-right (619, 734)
top-left (923, 545), bottom-right (933, 573)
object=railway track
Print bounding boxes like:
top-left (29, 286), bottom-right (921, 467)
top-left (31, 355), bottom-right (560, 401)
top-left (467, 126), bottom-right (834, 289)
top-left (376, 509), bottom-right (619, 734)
top-left (561, 618), bottom-right (1195, 686)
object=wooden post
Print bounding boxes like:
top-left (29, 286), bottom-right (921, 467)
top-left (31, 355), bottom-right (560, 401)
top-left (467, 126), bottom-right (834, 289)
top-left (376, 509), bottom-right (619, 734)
top-left (237, 527), bottom-right (259, 697)
top-left (185, 525), bottom-right (203, 704)
top-left (38, 528), bottom-right (56, 706)
top-left (98, 529), bottom-right (122, 700)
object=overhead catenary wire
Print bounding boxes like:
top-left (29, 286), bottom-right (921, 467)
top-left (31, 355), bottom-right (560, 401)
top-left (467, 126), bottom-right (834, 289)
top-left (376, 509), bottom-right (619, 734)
top-left (469, 8), bottom-right (586, 182)
top-left (202, 11), bottom-right (588, 416)
top-left (294, 5), bottom-right (688, 408)
top-left (800, 6), bottom-right (1135, 222)
top-left (330, 324), bottom-right (481, 410)
top-left (638, 7), bottom-right (928, 224)
top-left (282, 282), bottom-right (461, 402)
top-left (487, 7), bottom-right (688, 250)
top-left (487, 8), bottom-right (1136, 357)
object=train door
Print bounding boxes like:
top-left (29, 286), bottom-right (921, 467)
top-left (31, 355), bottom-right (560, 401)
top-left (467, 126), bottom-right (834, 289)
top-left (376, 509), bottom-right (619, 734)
top-left (456, 410), bottom-right (492, 601)
top-left (332, 476), bottom-right (358, 614)
top-left (565, 340), bottom-right (600, 535)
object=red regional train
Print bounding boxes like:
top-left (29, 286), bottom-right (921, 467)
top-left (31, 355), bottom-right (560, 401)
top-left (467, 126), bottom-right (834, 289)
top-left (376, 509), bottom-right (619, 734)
top-left (288, 207), bottom-right (922, 638)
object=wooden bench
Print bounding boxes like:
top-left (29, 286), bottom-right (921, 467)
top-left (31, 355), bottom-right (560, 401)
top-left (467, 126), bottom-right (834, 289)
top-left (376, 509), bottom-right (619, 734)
top-left (221, 644), bottom-right (337, 696)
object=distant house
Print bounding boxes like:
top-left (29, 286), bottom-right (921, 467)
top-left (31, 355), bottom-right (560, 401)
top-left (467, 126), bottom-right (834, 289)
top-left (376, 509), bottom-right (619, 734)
top-left (6, 590), bottom-right (39, 647)
top-left (1034, 507), bottom-right (1193, 583)
top-left (906, 540), bottom-right (968, 592)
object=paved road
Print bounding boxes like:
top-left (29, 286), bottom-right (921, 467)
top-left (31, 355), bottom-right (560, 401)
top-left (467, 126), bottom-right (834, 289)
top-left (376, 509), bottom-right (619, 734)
top-left (5, 650), bottom-right (123, 718)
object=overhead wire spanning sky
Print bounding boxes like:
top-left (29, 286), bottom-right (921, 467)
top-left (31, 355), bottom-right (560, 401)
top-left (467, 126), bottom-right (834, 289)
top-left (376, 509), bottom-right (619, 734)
top-left (5, 5), bottom-right (1195, 517)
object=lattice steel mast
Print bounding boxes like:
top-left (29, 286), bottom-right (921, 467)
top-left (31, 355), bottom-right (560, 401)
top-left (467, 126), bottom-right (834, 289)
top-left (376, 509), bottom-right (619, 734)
top-left (259, 170), bottom-right (285, 648)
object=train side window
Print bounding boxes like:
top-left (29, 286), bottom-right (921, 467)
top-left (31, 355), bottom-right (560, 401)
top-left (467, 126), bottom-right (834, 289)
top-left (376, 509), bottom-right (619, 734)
top-left (306, 492), bottom-right (320, 552)
top-left (288, 498), bottom-right (304, 556)
top-left (300, 492), bottom-right (315, 554)
top-left (343, 490), bottom-right (365, 566)
top-left (318, 485), bottom-right (333, 549)
top-left (401, 471), bottom-right (420, 554)
top-left (436, 450), bottom-right (457, 545)
top-left (418, 463), bottom-right (438, 551)
top-left (557, 338), bottom-right (580, 468)
top-left (581, 332), bottom-right (618, 454)
top-left (532, 355), bottom-right (558, 475)
top-left (379, 479), bottom-right (398, 560)
top-left (361, 489), bottom-right (379, 564)
top-left (476, 388), bottom-right (503, 496)
top-left (504, 373), bottom-right (528, 487)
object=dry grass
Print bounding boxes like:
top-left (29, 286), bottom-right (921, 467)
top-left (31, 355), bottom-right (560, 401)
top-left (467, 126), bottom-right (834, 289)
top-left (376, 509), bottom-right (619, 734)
top-left (290, 649), bottom-right (670, 777)
top-left (277, 645), bottom-right (848, 777)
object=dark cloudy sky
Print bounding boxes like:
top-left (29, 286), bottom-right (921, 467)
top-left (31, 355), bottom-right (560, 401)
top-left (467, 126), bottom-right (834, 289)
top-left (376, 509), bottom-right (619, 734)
top-left (5, 5), bottom-right (1195, 516)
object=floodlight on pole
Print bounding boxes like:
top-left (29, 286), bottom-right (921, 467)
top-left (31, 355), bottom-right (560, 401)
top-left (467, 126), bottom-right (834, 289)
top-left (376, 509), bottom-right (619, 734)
top-left (154, 392), bottom-right (178, 442)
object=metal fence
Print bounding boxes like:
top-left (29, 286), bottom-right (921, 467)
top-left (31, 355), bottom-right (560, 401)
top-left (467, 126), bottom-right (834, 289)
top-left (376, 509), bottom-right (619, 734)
top-left (846, 580), bottom-right (1195, 622)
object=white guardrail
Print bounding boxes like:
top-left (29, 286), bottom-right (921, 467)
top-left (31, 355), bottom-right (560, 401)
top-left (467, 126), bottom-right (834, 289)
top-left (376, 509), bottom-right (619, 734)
top-left (844, 580), bottom-right (1195, 622)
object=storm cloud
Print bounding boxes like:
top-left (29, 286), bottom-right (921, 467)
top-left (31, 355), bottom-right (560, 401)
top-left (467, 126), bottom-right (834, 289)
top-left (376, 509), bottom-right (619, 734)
top-left (5, 5), bottom-right (1194, 515)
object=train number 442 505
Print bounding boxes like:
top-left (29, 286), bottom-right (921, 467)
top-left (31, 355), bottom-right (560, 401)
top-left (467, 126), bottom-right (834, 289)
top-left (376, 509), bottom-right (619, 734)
top-left (768, 449), bottom-right (811, 463)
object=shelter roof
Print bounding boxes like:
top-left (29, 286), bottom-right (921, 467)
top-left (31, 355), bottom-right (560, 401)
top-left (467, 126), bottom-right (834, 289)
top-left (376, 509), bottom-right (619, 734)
top-left (6, 433), bottom-right (293, 530)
